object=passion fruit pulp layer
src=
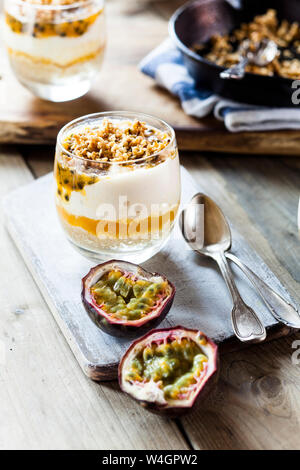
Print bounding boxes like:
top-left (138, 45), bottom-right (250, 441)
top-left (5, 10), bottom-right (103, 38)
top-left (90, 270), bottom-right (169, 321)
top-left (55, 162), bottom-right (98, 201)
top-left (125, 338), bottom-right (208, 400)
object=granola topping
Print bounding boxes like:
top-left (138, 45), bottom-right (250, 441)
top-left (62, 119), bottom-right (172, 163)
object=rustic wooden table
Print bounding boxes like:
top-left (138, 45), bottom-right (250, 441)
top-left (0, 0), bottom-right (300, 451)
top-left (1, 147), bottom-right (299, 450)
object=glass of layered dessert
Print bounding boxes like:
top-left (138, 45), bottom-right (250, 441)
top-left (2, 0), bottom-right (106, 101)
top-left (54, 112), bottom-right (181, 263)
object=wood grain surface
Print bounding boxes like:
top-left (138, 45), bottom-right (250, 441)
top-left (180, 152), bottom-right (300, 449)
top-left (1, 0), bottom-right (300, 155)
top-left (1, 145), bottom-right (300, 449)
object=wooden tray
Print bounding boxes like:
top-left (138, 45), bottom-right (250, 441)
top-left (3, 167), bottom-right (297, 381)
top-left (1, 0), bottom-right (300, 155)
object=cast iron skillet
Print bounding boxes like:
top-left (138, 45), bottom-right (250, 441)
top-left (169, 0), bottom-right (300, 106)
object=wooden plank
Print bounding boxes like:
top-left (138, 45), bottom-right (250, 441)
top-left (0, 150), bottom-right (188, 450)
top-left (181, 333), bottom-right (300, 450)
top-left (22, 145), bottom-right (54, 177)
top-left (1, 0), bottom-right (300, 155)
top-left (176, 128), bottom-right (300, 156)
top-left (179, 152), bottom-right (300, 450)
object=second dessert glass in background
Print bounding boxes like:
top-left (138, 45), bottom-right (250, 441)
top-left (54, 111), bottom-right (181, 263)
top-left (2, 0), bottom-right (106, 101)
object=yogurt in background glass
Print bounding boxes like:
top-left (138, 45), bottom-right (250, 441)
top-left (2, 0), bottom-right (106, 101)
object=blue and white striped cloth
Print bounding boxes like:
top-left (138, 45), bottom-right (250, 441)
top-left (140, 39), bottom-right (300, 133)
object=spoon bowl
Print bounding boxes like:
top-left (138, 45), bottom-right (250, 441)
top-left (220, 38), bottom-right (278, 80)
top-left (241, 39), bottom-right (278, 67)
top-left (181, 193), bottom-right (231, 255)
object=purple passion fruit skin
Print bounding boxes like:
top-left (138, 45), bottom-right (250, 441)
top-left (119, 326), bottom-right (219, 417)
top-left (81, 260), bottom-right (175, 338)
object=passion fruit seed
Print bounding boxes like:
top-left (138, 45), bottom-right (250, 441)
top-left (91, 270), bottom-right (168, 321)
top-left (6, 11), bottom-right (101, 39)
top-left (55, 162), bottom-right (99, 202)
top-left (82, 261), bottom-right (175, 338)
top-left (125, 337), bottom-right (208, 401)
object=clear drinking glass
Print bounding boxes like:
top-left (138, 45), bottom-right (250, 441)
top-left (2, 0), bottom-right (106, 101)
top-left (54, 111), bottom-right (181, 263)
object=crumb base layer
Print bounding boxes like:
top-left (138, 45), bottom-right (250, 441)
top-left (59, 217), bottom-right (172, 263)
top-left (7, 46), bottom-right (104, 100)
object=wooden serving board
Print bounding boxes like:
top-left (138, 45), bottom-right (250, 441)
top-left (1, 0), bottom-right (300, 155)
top-left (3, 167), bottom-right (298, 381)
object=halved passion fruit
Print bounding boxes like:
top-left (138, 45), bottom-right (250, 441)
top-left (119, 326), bottom-right (219, 417)
top-left (82, 260), bottom-right (175, 338)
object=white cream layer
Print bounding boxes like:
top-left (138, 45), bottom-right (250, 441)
top-left (2, 13), bottom-right (105, 65)
top-left (58, 156), bottom-right (181, 221)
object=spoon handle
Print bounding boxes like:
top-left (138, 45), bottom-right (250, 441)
top-left (214, 252), bottom-right (266, 343)
top-left (226, 253), bottom-right (300, 329)
top-left (220, 57), bottom-right (248, 79)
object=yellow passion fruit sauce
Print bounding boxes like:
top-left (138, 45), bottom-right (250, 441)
top-left (5, 10), bottom-right (102, 39)
top-left (55, 161), bottom-right (98, 202)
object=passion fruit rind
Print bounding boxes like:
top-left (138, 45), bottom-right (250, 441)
top-left (81, 260), bottom-right (175, 338)
top-left (119, 326), bottom-right (219, 417)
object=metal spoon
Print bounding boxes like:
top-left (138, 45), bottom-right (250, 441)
top-left (180, 193), bottom-right (266, 343)
top-left (220, 38), bottom-right (278, 80)
top-left (180, 193), bottom-right (300, 334)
